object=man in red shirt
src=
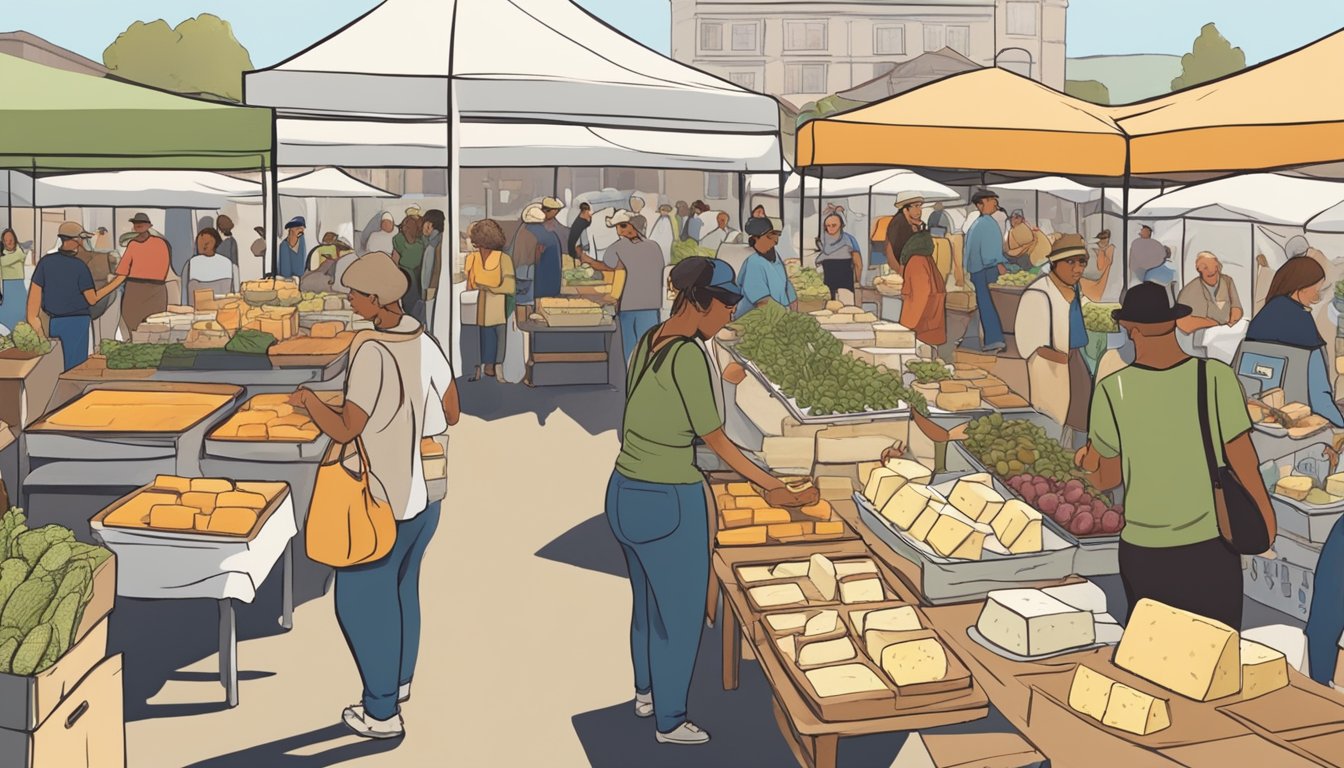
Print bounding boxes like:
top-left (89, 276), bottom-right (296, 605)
top-left (116, 212), bottom-right (171, 333)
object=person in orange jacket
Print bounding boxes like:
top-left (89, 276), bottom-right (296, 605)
top-left (899, 230), bottom-right (946, 352)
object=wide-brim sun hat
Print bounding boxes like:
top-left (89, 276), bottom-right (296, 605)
top-left (1113, 282), bottom-right (1192, 323)
top-left (1046, 234), bottom-right (1089, 262)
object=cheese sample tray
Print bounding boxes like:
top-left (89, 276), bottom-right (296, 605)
top-left (204, 391), bottom-right (342, 461)
top-left (91, 476), bottom-right (288, 542)
top-left (710, 474), bottom-right (857, 547)
top-left (28, 384), bottom-right (241, 435)
top-left (736, 553), bottom-right (897, 613)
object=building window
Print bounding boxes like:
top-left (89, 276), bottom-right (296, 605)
top-left (700, 22), bottom-right (723, 51)
top-left (784, 21), bottom-right (827, 52)
top-left (728, 71), bottom-right (757, 90)
top-left (923, 25), bottom-right (945, 53)
top-left (731, 23), bottom-right (757, 52)
top-left (947, 25), bottom-right (970, 56)
top-left (1007, 2), bottom-right (1037, 37)
top-left (705, 173), bottom-right (731, 200)
top-left (874, 25), bottom-right (905, 56)
top-left (785, 62), bottom-right (827, 94)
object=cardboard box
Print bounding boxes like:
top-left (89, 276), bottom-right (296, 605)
top-left (0, 344), bottom-right (62, 429)
top-left (733, 375), bottom-right (789, 438)
top-left (0, 618), bottom-right (109, 732)
top-left (761, 436), bottom-right (815, 474)
top-left (0, 653), bottom-right (124, 768)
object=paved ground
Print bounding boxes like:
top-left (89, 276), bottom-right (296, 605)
top-left (114, 379), bottom-right (1304, 767)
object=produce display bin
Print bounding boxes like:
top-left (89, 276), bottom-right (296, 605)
top-left (720, 342), bottom-right (911, 426)
top-left (0, 343), bottom-right (62, 430)
top-left (0, 652), bottom-right (124, 768)
top-left (0, 617), bottom-right (110, 733)
top-left (1259, 441), bottom-right (1343, 544)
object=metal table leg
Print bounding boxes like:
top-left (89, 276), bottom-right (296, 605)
top-left (279, 540), bottom-right (294, 630)
top-left (218, 598), bottom-right (238, 707)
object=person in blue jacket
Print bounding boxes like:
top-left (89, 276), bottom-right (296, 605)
top-left (735, 217), bottom-right (797, 319)
top-left (963, 189), bottom-right (1009, 352)
top-left (276, 216), bottom-right (307, 279)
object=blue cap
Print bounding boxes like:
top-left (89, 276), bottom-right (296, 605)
top-left (708, 258), bottom-right (742, 298)
top-left (285, 216), bottom-right (306, 230)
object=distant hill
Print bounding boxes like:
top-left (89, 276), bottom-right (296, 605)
top-left (1067, 54), bottom-right (1182, 104)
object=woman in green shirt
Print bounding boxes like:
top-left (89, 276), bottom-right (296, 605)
top-left (0, 228), bottom-right (28, 332)
top-left (391, 215), bottom-right (426, 320)
top-left (608, 257), bottom-right (817, 745)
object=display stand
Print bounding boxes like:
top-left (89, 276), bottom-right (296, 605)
top-left (518, 319), bottom-right (616, 387)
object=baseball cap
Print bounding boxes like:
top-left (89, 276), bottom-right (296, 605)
top-left (745, 217), bottom-right (780, 237)
top-left (57, 222), bottom-right (93, 240)
top-left (707, 258), bottom-right (743, 302)
top-left (971, 189), bottom-right (998, 204)
top-left (541, 196), bottom-right (565, 210)
top-left (606, 210), bottom-right (635, 228)
top-left (285, 216), bottom-right (306, 230)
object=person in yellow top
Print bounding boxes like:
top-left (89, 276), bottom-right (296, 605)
top-left (464, 219), bottom-right (516, 382)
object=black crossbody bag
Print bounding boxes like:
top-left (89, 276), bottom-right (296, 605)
top-left (1195, 359), bottom-right (1272, 554)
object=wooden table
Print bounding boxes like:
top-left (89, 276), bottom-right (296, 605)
top-left (713, 541), bottom-right (990, 768)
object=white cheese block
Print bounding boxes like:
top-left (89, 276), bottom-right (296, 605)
top-left (864, 628), bottom-right (919, 662)
top-left (808, 554), bottom-right (838, 602)
top-left (738, 566), bottom-right (776, 584)
top-left (959, 472), bottom-right (994, 487)
top-left (881, 483), bottom-right (946, 530)
top-left (1101, 682), bottom-right (1171, 735)
top-left (805, 664), bottom-right (889, 697)
top-left (1239, 639), bottom-right (1289, 701)
top-left (908, 503), bottom-right (942, 541)
top-left (861, 606), bottom-right (922, 633)
top-left (839, 577), bottom-right (885, 604)
top-left (863, 468), bottom-right (910, 510)
top-left (884, 458), bottom-right (933, 485)
top-left (1043, 582), bottom-right (1109, 614)
top-left (798, 637), bottom-right (857, 667)
top-left (976, 589), bottom-right (1096, 657)
top-left (989, 500), bottom-right (1044, 553)
top-left (749, 583), bottom-right (807, 609)
top-left (772, 561), bottom-right (809, 578)
top-left (834, 559), bottom-right (879, 578)
top-left (1069, 665), bottom-right (1115, 721)
top-left (1327, 472), bottom-right (1344, 498)
top-left (926, 507), bottom-right (993, 559)
top-left (1115, 598), bottom-right (1240, 702)
top-left (777, 635), bottom-right (797, 663)
top-left (872, 322), bottom-right (917, 349)
top-left (950, 479), bottom-right (1006, 523)
top-left (766, 612), bottom-right (809, 633)
top-left (804, 609), bottom-right (840, 637)
top-left (880, 638), bottom-right (949, 686)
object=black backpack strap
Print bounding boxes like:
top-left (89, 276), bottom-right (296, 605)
top-left (1195, 359), bottom-right (1223, 489)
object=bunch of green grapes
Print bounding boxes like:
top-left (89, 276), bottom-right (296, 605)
top-left (905, 360), bottom-right (952, 384)
top-left (994, 271), bottom-right (1037, 288)
top-left (1083, 303), bottom-right (1121, 333)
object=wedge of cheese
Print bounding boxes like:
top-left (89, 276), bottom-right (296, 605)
top-left (861, 606), bottom-right (922, 633)
top-left (806, 664), bottom-right (888, 698)
top-left (840, 578), bottom-right (885, 605)
top-left (1069, 665), bottom-right (1115, 721)
top-left (737, 566), bottom-right (775, 584)
top-left (777, 635), bottom-right (797, 663)
top-left (721, 508), bottom-right (754, 529)
top-left (990, 500), bottom-right (1044, 554)
top-left (804, 610), bottom-right (839, 637)
top-left (1102, 682), bottom-right (1171, 736)
top-left (772, 561), bottom-right (809, 578)
top-left (808, 554), bottom-right (838, 601)
top-left (834, 559), bottom-right (878, 578)
top-left (748, 583), bottom-right (806, 609)
top-left (881, 483), bottom-right (946, 530)
top-left (1115, 598), bottom-right (1240, 702)
top-left (976, 589), bottom-right (1096, 657)
top-left (1239, 639), bottom-right (1289, 701)
top-left (797, 637), bottom-right (857, 667)
top-left (884, 458), bottom-right (933, 486)
top-left (864, 468), bottom-right (910, 510)
top-left (880, 638), bottom-right (948, 687)
top-left (766, 612), bottom-right (808, 633)
top-left (950, 479), bottom-right (1005, 523)
top-left (926, 507), bottom-right (993, 560)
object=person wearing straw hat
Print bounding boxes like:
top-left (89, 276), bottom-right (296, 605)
top-left (1015, 234), bottom-right (1111, 437)
top-left (114, 212), bottom-right (170, 334)
top-left (586, 210), bottom-right (664, 367)
top-left (884, 191), bottom-right (925, 273)
top-left (532, 196), bottom-right (567, 301)
top-left (27, 222), bottom-right (123, 371)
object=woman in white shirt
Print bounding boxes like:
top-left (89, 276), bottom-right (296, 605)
top-left (183, 228), bottom-right (240, 305)
top-left (290, 252), bottom-right (460, 740)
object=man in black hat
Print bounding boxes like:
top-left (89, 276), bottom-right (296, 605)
top-left (1074, 283), bottom-right (1273, 629)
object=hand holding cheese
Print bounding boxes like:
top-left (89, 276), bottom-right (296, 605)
top-left (1114, 598), bottom-right (1240, 701)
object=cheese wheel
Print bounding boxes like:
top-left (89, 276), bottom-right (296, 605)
top-left (153, 475), bottom-right (191, 494)
top-left (190, 478), bottom-right (233, 494)
top-left (207, 507), bottom-right (258, 535)
top-left (148, 504), bottom-right (197, 530)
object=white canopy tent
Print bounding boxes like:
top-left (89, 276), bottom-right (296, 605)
top-left (747, 170), bottom-right (959, 200)
top-left (1135, 173), bottom-right (1344, 227)
top-left (1, 170), bottom-right (256, 209)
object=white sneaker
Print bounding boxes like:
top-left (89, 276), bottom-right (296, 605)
top-left (342, 705), bottom-right (404, 740)
top-left (634, 691), bottom-right (653, 718)
top-left (655, 721), bottom-right (710, 745)
top-left (399, 683), bottom-right (411, 703)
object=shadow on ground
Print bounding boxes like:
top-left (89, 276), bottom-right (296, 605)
top-left (459, 376), bottom-right (624, 436)
top-left (180, 724), bottom-right (403, 767)
top-left (535, 513), bottom-right (628, 579)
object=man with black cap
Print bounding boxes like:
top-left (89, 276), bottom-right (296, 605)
top-left (277, 216), bottom-right (307, 279)
top-left (27, 223), bottom-right (124, 371)
top-left (115, 212), bottom-right (171, 334)
top-left (1074, 282), bottom-right (1274, 629)
top-left (736, 217), bottom-right (796, 319)
top-left (963, 189), bottom-right (1008, 353)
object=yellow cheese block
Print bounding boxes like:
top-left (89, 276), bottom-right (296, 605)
top-left (104, 491), bottom-right (181, 528)
top-left (880, 638), bottom-right (949, 686)
top-left (193, 512), bottom-right (212, 531)
top-left (748, 582), bottom-right (806, 608)
top-left (715, 493), bottom-right (735, 510)
top-left (190, 478), bottom-right (233, 494)
top-left (269, 424), bottom-right (319, 441)
top-left (1101, 682), bottom-right (1171, 735)
top-left (247, 393), bottom-right (291, 407)
top-left (937, 390), bottom-right (983, 412)
top-left (237, 423), bottom-right (269, 440)
top-left (717, 526), bottom-right (767, 546)
top-left (726, 483), bottom-right (755, 496)
top-left (950, 479), bottom-right (1005, 524)
top-left (180, 492), bottom-right (218, 513)
top-left (907, 503), bottom-right (941, 541)
top-left (226, 411), bottom-right (274, 426)
top-left (1115, 598), bottom-right (1240, 702)
top-left (864, 468), bottom-right (910, 510)
top-left (804, 610), bottom-right (839, 637)
top-left (881, 483), bottom-right (946, 530)
top-left (814, 520), bottom-right (845, 536)
top-left (311, 321), bottom-right (345, 339)
top-left (207, 507), bottom-right (259, 535)
top-left (839, 578), bottom-right (885, 604)
top-left (776, 635), bottom-right (797, 663)
top-left (46, 391), bottom-right (232, 432)
top-left (216, 491), bottom-right (267, 510)
top-left (1239, 639), bottom-right (1289, 701)
top-left (797, 637), bottom-right (857, 668)
top-left (737, 566), bottom-right (776, 584)
top-left (807, 554), bottom-right (838, 601)
top-left (721, 509), bottom-right (754, 529)
top-left (1275, 476), bottom-right (1313, 501)
top-left (884, 458), bottom-right (933, 485)
top-left (1327, 472), bottom-right (1344, 498)
top-left (254, 403), bottom-right (295, 418)
top-left (861, 606), bottom-right (922, 633)
top-left (148, 504), bottom-right (197, 530)
top-left (800, 500), bottom-right (834, 521)
top-left (153, 475), bottom-right (191, 494)
top-left (926, 508), bottom-right (992, 559)
top-left (772, 561), bottom-right (809, 578)
top-left (270, 414), bottom-right (314, 429)
top-left (753, 508), bottom-right (791, 526)
top-left (805, 664), bottom-right (889, 697)
top-left (735, 496), bottom-right (768, 510)
top-left (834, 559), bottom-right (878, 578)
top-left (1069, 665), bottom-right (1115, 721)
top-left (767, 612), bottom-right (808, 633)
top-left (768, 522), bottom-right (807, 539)
top-left (990, 500), bottom-right (1044, 553)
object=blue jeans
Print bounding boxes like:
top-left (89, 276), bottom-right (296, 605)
top-left (334, 501), bottom-right (441, 721)
top-left (0, 279), bottom-right (25, 333)
top-left (970, 267), bottom-right (1005, 348)
top-left (48, 315), bottom-right (91, 371)
top-left (619, 309), bottom-right (661, 369)
top-left (605, 471), bottom-right (708, 734)
top-left (478, 324), bottom-right (503, 365)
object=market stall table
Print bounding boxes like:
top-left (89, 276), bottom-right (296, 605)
top-left (0, 342), bottom-right (63, 430)
top-left (517, 318), bottom-right (617, 387)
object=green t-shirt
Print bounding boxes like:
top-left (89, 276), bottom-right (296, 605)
top-left (615, 336), bottom-right (723, 485)
top-left (1088, 357), bottom-right (1252, 548)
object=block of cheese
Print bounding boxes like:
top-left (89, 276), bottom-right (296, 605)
top-left (939, 380), bottom-right (968, 394)
top-left (1115, 598), bottom-right (1240, 701)
top-left (1043, 582), bottom-right (1109, 614)
top-left (153, 475), bottom-right (192, 494)
top-left (772, 561), bottom-right (809, 578)
top-left (937, 390), bottom-right (983, 412)
top-left (270, 424), bottom-right (319, 441)
top-left (864, 468), bottom-right (910, 509)
top-left (906, 503), bottom-right (941, 542)
top-left (862, 606), bottom-right (922, 633)
top-left (839, 578), bottom-right (885, 604)
top-left (207, 507), bottom-right (258, 535)
top-left (777, 635), bottom-right (797, 663)
top-left (749, 583), bottom-right (807, 608)
top-left (834, 559), bottom-right (878, 578)
top-left (800, 500), bottom-right (834, 522)
top-left (976, 589), bottom-right (1096, 657)
top-left (880, 638), bottom-right (949, 687)
top-left (986, 393), bottom-right (1030, 410)
top-left (233, 423), bottom-right (267, 440)
top-left (193, 512), bottom-right (212, 531)
top-left (1327, 472), bottom-right (1344, 498)
top-left (735, 496), bottom-right (769, 510)
top-left (872, 322), bottom-right (916, 348)
top-left (950, 479), bottom-right (1006, 523)
top-left (148, 504), bottom-right (197, 530)
top-left (816, 476), bottom-right (854, 500)
top-left (104, 491), bottom-right (179, 527)
top-left (979, 383), bottom-right (1011, 398)
top-left (1102, 682), bottom-right (1172, 735)
top-left (1239, 639), bottom-right (1289, 701)
top-left (1069, 665), bottom-right (1116, 721)
top-left (814, 521), bottom-right (844, 536)
top-left (864, 628), bottom-right (921, 662)
top-left (753, 508), bottom-right (791, 526)
top-left (1261, 387), bottom-right (1285, 409)
top-left (884, 458), bottom-right (933, 486)
top-left (768, 522), bottom-right (807, 539)
top-left (925, 508), bottom-right (992, 559)
top-left (180, 492), bottom-right (219, 513)
top-left (958, 472), bottom-right (994, 487)
top-left (271, 414), bottom-right (313, 428)
top-left (880, 483), bottom-right (946, 530)
top-left (717, 527), bottom-right (767, 546)
top-left (715, 493), bottom-right (735, 510)
top-left (737, 566), bottom-right (775, 584)
top-left (766, 612), bottom-right (808, 633)
top-left (797, 637), bottom-right (857, 667)
top-left (804, 610), bottom-right (839, 637)
top-left (808, 554), bottom-right (838, 601)
top-left (1275, 476), bottom-right (1313, 501)
top-left (990, 500), bottom-right (1044, 553)
top-left (721, 508), bottom-right (754, 529)
top-left (311, 320), bottom-right (345, 339)
top-left (190, 478), bottom-right (233, 494)
top-left (216, 490), bottom-right (267, 510)
top-left (726, 482), bottom-right (755, 496)
top-left (805, 664), bottom-right (889, 698)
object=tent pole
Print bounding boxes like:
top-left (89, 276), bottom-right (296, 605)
top-left (1035, 190), bottom-right (1040, 227)
top-left (1121, 146), bottom-right (1131, 287)
top-left (866, 183), bottom-right (874, 271)
top-left (816, 173), bottom-right (824, 270)
top-left (797, 170), bottom-right (805, 260)
top-left (737, 172), bottom-right (746, 232)
top-left (552, 167), bottom-right (559, 198)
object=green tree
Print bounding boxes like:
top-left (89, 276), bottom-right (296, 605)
top-left (103, 14), bottom-right (253, 102)
top-left (1170, 23), bottom-right (1245, 92)
top-left (1064, 79), bottom-right (1110, 105)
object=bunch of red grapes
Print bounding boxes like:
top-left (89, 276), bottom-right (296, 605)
top-left (1004, 474), bottom-right (1124, 536)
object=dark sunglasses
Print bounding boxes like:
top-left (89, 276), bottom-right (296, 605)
top-left (705, 287), bottom-right (743, 307)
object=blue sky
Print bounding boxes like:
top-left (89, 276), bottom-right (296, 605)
top-left (4, 0), bottom-right (1343, 67)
